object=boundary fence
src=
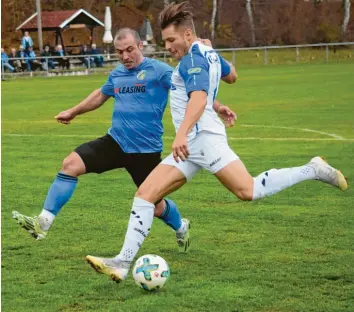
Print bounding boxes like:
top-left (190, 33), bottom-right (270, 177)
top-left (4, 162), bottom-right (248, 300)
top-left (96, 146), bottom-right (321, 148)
top-left (2, 42), bottom-right (353, 79)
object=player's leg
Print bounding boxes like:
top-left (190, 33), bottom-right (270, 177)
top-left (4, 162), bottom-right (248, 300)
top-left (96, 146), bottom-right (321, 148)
top-left (86, 155), bottom-right (200, 281)
top-left (12, 151), bottom-right (83, 239)
top-left (12, 135), bottom-right (123, 239)
top-left (127, 153), bottom-right (191, 252)
top-left (187, 132), bottom-right (348, 201)
top-left (214, 156), bottom-right (348, 201)
top-left (155, 199), bottom-right (191, 252)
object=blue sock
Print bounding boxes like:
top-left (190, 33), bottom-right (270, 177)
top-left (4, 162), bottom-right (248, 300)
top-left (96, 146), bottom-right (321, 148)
top-left (158, 199), bottom-right (182, 231)
top-left (43, 172), bottom-right (78, 216)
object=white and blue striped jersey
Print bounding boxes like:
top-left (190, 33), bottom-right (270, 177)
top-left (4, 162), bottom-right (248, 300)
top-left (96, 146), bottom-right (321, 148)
top-left (170, 41), bottom-right (231, 139)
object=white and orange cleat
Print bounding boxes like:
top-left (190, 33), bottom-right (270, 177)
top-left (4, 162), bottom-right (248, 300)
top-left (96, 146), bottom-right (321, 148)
top-left (308, 156), bottom-right (348, 191)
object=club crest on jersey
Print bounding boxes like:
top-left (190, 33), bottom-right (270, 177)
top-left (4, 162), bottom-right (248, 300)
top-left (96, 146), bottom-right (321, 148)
top-left (206, 51), bottom-right (219, 64)
top-left (137, 70), bottom-right (146, 80)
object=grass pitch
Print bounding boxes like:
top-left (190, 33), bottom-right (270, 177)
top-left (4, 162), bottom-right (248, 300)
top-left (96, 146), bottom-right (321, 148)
top-left (2, 62), bottom-right (354, 312)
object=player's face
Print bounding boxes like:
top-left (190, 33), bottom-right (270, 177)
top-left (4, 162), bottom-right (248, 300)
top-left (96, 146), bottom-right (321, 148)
top-left (162, 25), bottom-right (190, 61)
top-left (115, 35), bottom-right (144, 69)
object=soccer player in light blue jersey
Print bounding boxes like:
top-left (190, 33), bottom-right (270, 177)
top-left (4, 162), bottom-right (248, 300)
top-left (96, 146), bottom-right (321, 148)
top-left (86, 2), bottom-right (348, 283)
top-left (12, 28), bottom-right (235, 254)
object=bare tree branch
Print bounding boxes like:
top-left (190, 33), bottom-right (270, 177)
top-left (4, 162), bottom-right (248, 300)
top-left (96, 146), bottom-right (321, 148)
top-left (342, 0), bottom-right (351, 34)
top-left (246, 0), bottom-right (255, 46)
top-left (211, 0), bottom-right (217, 40)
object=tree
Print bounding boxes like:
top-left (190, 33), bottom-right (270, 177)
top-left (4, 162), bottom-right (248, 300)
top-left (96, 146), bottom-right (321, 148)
top-left (246, 0), bottom-right (256, 45)
top-left (342, 0), bottom-right (351, 35)
top-left (211, 0), bottom-right (217, 40)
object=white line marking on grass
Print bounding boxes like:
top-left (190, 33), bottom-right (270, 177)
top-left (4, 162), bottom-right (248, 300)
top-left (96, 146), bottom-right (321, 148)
top-left (3, 123), bottom-right (345, 140)
top-left (3, 134), bottom-right (354, 142)
top-left (4, 134), bottom-right (97, 138)
top-left (165, 136), bottom-right (353, 142)
top-left (226, 137), bottom-right (353, 141)
top-left (241, 124), bottom-right (345, 140)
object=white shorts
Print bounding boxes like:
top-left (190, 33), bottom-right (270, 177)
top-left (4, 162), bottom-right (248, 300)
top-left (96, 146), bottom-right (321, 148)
top-left (161, 131), bottom-right (239, 181)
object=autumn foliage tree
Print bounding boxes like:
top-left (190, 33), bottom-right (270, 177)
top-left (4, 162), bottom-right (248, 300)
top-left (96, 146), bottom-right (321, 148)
top-left (1, 0), bottom-right (353, 49)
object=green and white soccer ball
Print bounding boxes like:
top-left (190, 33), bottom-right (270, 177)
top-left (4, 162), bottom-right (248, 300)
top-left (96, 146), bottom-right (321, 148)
top-left (132, 254), bottom-right (170, 291)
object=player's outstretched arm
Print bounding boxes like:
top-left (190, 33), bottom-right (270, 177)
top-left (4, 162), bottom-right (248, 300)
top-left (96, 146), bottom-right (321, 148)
top-left (55, 89), bottom-right (110, 125)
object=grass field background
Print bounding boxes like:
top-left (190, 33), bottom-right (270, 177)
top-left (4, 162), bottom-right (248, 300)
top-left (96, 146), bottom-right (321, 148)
top-left (2, 62), bottom-right (354, 311)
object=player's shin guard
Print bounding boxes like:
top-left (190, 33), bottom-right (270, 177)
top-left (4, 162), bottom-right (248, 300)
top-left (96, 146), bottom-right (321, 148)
top-left (115, 197), bottom-right (154, 263)
top-left (252, 165), bottom-right (316, 200)
top-left (158, 198), bottom-right (182, 231)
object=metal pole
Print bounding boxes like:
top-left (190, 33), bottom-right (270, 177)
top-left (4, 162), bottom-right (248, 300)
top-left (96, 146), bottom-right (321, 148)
top-left (296, 47), bottom-right (299, 64)
top-left (2, 62), bottom-right (5, 81)
top-left (232, 50), bottom-right (236, 66)
top-left (164, 52), bottom-right (167, 63)
top-left (46, 57), bottom-right (49, 77)
top-left (264, 47), bottom-right (268, 65)
top-left (325, 45), bottom-right (329, 63)
top-left (36, 0), bottom-right (43, 51)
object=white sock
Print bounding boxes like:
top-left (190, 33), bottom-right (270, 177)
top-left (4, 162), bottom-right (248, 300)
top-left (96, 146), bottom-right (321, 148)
top-left (38, 209), bottom-right (55, 231)
top-left (253, 165), bottom-right (316, 200)
top-left (115, 197), bottom-right (154, 263)
top-left (176, 220), bottom-right (187, 234)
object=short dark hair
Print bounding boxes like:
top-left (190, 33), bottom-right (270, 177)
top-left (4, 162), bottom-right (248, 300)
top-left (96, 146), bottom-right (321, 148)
top-left (158, 1), bottom-right (195, 32)
top-left (114, 28), bottom-right (141, 44)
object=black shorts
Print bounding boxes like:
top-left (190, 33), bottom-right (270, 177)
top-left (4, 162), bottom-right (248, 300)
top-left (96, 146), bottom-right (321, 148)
top-left (74, 134), bottom-right (161, 187)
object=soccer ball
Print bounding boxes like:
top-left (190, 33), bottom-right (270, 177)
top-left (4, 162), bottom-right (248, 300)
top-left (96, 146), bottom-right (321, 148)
top-left (132, 254), bottom-right (170, 291)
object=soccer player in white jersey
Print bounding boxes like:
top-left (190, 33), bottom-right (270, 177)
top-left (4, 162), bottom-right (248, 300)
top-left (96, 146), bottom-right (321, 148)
top-left (86, 2), bottom-right (348, 282)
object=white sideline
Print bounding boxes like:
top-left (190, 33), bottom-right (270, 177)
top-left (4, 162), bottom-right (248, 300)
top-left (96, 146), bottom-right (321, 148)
top-left (241, 124), bottom-right (345, 140)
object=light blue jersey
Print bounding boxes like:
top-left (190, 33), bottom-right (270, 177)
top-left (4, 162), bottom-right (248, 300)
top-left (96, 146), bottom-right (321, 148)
top-left (170, 41), bottom-right (231, 139)
top-left (101, 58), bottom-right (172, 153)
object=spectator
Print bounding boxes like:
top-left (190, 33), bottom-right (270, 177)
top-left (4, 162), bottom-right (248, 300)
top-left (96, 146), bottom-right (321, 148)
top-left (1, 48), bottom-right (15, 72)
top-left (90, 43), bottom-right (104, 67)
top-left (21, 31), bottom-right (34, 51)
top-left (80, 44), bottom-right (94, 68)
top-left (53, 45), bottom-right (70, 69)
top-left (26, 46), bottom-right (43, 71)
top-left (16, 45), bottom-right (30, 71)
top-left (8, 48), bottom-right (22, 71)
top-left (41, 45), bottom-right (55, 70)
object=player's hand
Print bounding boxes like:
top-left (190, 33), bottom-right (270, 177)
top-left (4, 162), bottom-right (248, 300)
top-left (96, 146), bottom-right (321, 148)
top-left (218, 105), bottom-right (237, 127)
top-left (198, 38), bottom-right (213, 48)
top-left (55, 109), bottom-right (76, 125)
top-left (172, 133), bottom-right (189, 163)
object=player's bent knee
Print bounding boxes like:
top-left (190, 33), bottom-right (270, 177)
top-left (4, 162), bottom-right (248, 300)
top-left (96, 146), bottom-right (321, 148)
top-left (61, 153), bottom-right (85, 177)
top-left (135, 183), bottom-right (160, 203)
